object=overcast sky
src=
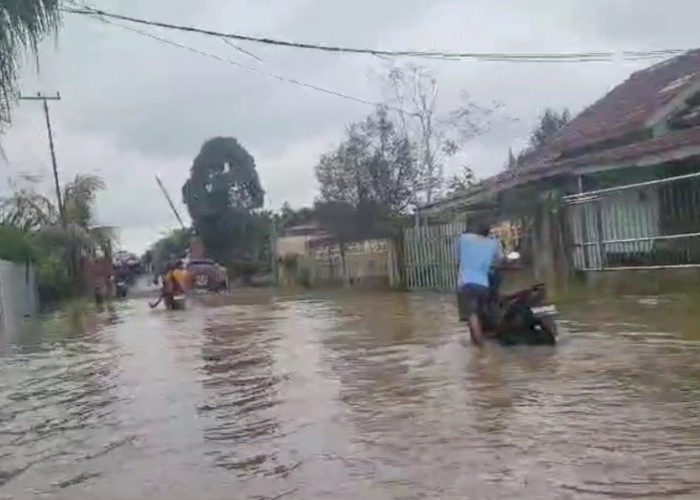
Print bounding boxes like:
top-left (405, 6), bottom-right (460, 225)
top-left (3, 0), bottom-right (698, 253)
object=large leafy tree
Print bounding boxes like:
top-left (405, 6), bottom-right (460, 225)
top-left (313, 107), bottom-right (419, 260)
top-left (0, 0), bottom-right (61, 129)
top-left (182, 137), bottom-right (265, 268)
top-left (315, 107), bottom-right (417, 217)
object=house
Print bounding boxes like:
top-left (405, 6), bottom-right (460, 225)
top-left (275, 224), bottom-right (334, 258)
top-left (417, 49), bottom-right (700, 276)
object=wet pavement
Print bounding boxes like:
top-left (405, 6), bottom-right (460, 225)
top-left (1, 290), bottom-right (700, 499)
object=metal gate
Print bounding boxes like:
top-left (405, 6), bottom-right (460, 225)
top-left (403, 221), bottom-right (464, 290)
top-left (564, 171), bottom-right (700, 270)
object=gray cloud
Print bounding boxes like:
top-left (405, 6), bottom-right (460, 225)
top-left (3, 0), bottom-right (696, 252)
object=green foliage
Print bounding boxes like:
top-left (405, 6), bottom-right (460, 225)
top-left (0, 173), bottom-right (113, 304)
top-left (313, 107), bottom-right (417, 245)
top-left (63, 174), bottom-right (105, 228)
top-left (183, 137), bottom-right (264, 219)
top-left (182, 137), bottom-right (266, 275)
top-left (530, 108), bottom-right (570, 149)
top-left (0, 224), bottom-right (36, 262)
top-left (505, 108), bottom-right (571, 170)
top-left (316, 107), bottom-right (417, 214)
top-left (445, 165), bottom-right (477, 197)
top-left (277, 202), bottom-right (314, 231)
top-left (147, 227), bottom-right (192, 274)
top-left (0, 0), bottom-right (61, 129)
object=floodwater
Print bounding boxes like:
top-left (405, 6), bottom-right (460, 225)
top-left (1, 290), bottom-right (700, 499)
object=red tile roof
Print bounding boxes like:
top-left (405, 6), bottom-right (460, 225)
top-left (547, 49), bottom-right (700, 152)
top-left (492, 50), bottom-right (700, 192)
top-left (419, 50), bottom-right (700, 213)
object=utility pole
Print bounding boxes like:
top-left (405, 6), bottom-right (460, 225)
top-left (19, 92), bottom-right (64, 225)
top-left (155, 175), bottom-right (186, 229)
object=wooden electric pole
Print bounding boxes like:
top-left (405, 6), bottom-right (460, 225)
top-left (19, 92), bottom-right (64, 224)
top-left (155, 175), bottom-right (186, 230)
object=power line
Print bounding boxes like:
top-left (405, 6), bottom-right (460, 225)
top-left (220, 38), bottom-right (264, 63)
top-left (88, 14), bottom-right (420, 116)
top-left (61, 5), bottom-right (688, 63)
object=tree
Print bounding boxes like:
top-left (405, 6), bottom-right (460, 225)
top-left (504, 148), bottom-right (519, 170)
top-left (277, 202), bottom-right (314, 231)
top-left (182, 137), bottom-right (265, 271)
top-left (39, 174), bottom-right (115, 258)
top-left (147, 227), bottom-right (192, 275)
top-left (315, 107), bottom-right (417, 218)
top-left (503, 108), bottom-right (571, 171)
top-left (445, 165), bottom-right (477, 197)
top-left (529, 108), bottom-right (570, 149)
top-left (0, 0), bottom-right (61, 129)
top-left (384, 65), bottom-right (487, 204)
top-left (1, 173), bottom-right (113, 256)
top-left (0, 173), bottom-right (114, 301)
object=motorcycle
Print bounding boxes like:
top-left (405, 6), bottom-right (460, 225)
top-left (464, 251), bottom-right (559, 346)
top-left (115, 280), bottom-right (128, 299)
top-left (161, 290), bottom-right (186, 310)
top-left (484, 282), bottom-right (558, 345)
top-left (169, 293), bottom-right (186, 310)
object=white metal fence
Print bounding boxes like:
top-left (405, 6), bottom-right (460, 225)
top-left (564, 171), bottom-right (700, 270)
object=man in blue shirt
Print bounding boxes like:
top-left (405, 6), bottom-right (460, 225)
top-left (457, 223), bottom-right (503, 346)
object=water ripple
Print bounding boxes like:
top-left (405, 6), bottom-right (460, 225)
top-left (0, 292), bottom-right (699, 498)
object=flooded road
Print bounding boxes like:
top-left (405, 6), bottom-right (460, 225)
top-left (1, 291), bottom-right (700, 499)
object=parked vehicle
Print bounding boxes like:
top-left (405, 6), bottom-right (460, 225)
top-left (115, 280), bottom-right (128, 299)
top-left (185, 259), bottom-right (228, 292)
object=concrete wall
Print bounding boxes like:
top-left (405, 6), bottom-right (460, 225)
top-left (278, 239), bottom-right (398, 290)
top-left (0, 260), bottom-right (39, 330)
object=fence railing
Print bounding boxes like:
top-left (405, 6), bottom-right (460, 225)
top-left (564, 171), bottom-right (700, 270)
top-left (402, 220), bottom-right (524, 290)
top-left (403, 221), bottom-right (465, 290)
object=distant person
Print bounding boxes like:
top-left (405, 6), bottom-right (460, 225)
top-left (457, 223), bottom-right (503, 346)
top-left (170, 260), bottom-right (191, 293)
top-left (150, 260), bottom-right (183, 309)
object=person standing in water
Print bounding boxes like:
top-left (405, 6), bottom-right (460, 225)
top-left (457, 223), bottom-right (503, 346)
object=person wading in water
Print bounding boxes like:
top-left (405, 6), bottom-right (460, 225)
top-left (456, 223), bottom-right (504, 346)
top-left (150, 260), bottom-right (190, 309)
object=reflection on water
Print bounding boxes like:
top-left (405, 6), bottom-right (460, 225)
top-left (0, 291), bottom-right (699, 498)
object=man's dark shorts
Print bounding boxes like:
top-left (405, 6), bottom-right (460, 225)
top-left (457, 283), bottom-right (489, 322)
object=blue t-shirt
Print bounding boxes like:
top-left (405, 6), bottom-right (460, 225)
top-left (458, 233), bottom-right (502, 287)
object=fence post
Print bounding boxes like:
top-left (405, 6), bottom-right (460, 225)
top-left (595, 200), bottom-right (607, 270)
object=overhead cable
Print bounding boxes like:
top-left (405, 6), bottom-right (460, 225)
top-left (61, 5), bottom-right (687, 63)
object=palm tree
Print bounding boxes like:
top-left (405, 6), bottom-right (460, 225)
top-left (40, 174), bottom-right (115, 257)
top-left (0, 0), bottom-right (61, 128)
top-left (1, 173), bottom-right (115, 292)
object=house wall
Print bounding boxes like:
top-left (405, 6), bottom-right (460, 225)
top-left (276, 235), bottom-right (320, 257)
top-left (0, 260), bottom-right (39, 332)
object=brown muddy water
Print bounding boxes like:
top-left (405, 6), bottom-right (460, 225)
top-left (1, 290), bottom-right (700, 499)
